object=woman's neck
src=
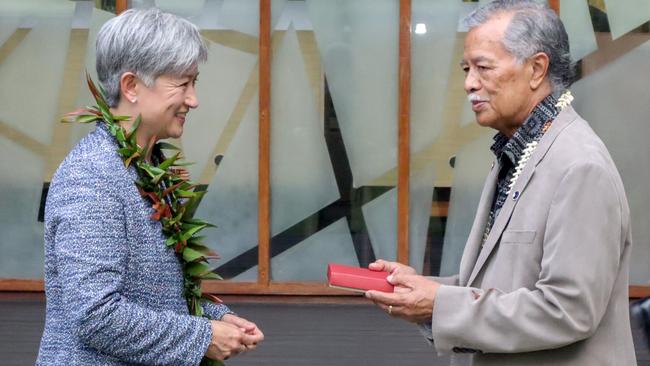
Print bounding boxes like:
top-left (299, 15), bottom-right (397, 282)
top-left (110, 105), bottom-right (155, 162)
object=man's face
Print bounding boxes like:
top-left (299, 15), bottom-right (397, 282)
top-left (461, 14), bottom-right (536, 136)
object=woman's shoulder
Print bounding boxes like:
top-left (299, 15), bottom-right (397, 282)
top-left (51, 124), bottom-right (132, 190)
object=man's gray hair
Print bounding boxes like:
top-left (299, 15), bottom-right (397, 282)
top-left (463, 0), bottom-right (574, 95)
top-left (96, 8), bottom-right (208, 107)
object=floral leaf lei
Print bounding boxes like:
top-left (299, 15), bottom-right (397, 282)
top-left (63, 74), bottom-right (224, 366)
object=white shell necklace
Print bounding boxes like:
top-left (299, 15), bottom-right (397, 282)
top-left (505, 90), bottom-right (574, 195)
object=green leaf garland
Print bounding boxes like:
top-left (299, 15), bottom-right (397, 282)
top-left (63, 73), bottom-right (224, 366)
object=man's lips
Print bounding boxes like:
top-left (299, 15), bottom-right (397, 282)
top-left (471, 101), bottom-right (487, 112)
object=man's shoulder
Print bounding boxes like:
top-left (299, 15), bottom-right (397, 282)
top-left (547, 112), bottom-right (613, 169)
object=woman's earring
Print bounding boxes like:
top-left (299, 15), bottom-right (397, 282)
top-left (131, 98), bottom-right (137, 103)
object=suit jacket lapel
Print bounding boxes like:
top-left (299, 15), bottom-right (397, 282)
top-left (458, 161), bottom-right (499, 286)
top-left (466, 106), bottom-right (579, 287)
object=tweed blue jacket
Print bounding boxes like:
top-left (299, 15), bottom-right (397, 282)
top-left (37, 124), bottom-right (231, 365)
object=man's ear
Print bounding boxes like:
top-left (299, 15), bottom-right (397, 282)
top-left (529, 52), bottom-right (550, 90)
top-left (119, 72), bottom-right (138, 104)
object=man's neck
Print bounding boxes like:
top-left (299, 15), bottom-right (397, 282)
top-left (501, 90), bottom-right (553, 138)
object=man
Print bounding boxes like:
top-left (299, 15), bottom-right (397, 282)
top-left (366, 1), bottom-right (636, 365)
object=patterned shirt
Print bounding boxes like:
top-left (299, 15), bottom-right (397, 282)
top-left (483, 94), bottom-right (559, 240)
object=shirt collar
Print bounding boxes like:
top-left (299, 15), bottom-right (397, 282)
top-left (490, 94), bottom-right (559, 165)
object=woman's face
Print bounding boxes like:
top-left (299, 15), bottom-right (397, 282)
top-left (136, 70), bottom-right (199, 140)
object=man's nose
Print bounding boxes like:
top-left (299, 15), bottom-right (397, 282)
top-left (464, 69), bottom-right (480, 94)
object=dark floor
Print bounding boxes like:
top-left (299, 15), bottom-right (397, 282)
top-left (1, 294), bottom-right (648, 366)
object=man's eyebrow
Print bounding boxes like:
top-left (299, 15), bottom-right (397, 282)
top-left (475, 56), bottom-right (491, 63)
top-left (459, 56), bottom-right (492, 67)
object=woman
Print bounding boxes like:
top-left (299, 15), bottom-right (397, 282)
top-left (37, 8), bottom-right (263, 365)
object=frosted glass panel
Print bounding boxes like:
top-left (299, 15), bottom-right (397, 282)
top-left (220, 0), bottom-right (286, 36)
top-left (271, 219), bottom-right (358, 281)
top-left (361, 164), bottom-right (434, 274)
top-left (196, 96), bottom-right (259, 279)
top-left (603, 0), bottom-right (650, 39)
top-left (182, 42), bottom-right (257, 180)
top-left (408, 162), bottom-right (436, 274)
top-left (572, 40), bottom-right (650, 284)
top-left (409, 0), bottom-right (462, 274)
top-left (0, 19), bottom-right (21, 46)
top-left (306, 0), bottom-right (398, 187)
top-left (362, 189), bottom-right (397, 263)
top-left (275, 1), bottom-right (313, 31)
top-left (151, 0), bottom-right (205, 16)
top-left (0, 1), bottom-right (74, 17)
top-left (70, 8), bottom-right (115, 149)
top-left (411, 0), bottom-right (461, 152)
top-left (0, 17), bottom-right (71, 145)
top-left (0, 6), bottom-right (76, 279)
top-left (270, 27), bottom-right (339, 236)
top-left (561, 0), bottom-right (598, 60)
top-left (440, 133), bottom-right (493, 276)
top-left (0, 137), bottom-right (44, 278)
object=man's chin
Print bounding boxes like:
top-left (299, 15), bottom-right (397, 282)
top-left (475, 117), bottom-right (494, 129)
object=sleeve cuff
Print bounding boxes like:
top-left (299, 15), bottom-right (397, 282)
top-left (431, 285), bottom-right (478, 354)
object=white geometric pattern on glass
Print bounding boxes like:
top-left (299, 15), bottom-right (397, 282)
top-left (603, 0), bottom-right (650, 40)
top-left (561, 0), bottom-right (598, 61)
top-left (271, 218), bottom-right (358, 281)
top-left (182, 42), bottom-right (257, 180)
top-left (196, 94), bottom-right (259, 278)
top-left (270, 26), bottom-right (339, 236)
top-left (306, 0), bottom-right (398, 188)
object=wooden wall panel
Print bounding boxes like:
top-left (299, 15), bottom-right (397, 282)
top-left (258, 0), bottom-right (271, 286)
top-left (397, 0), bottom-right (411, 265)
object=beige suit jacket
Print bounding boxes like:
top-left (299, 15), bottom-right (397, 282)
top-left (429, 106), bottom-right (636, 365)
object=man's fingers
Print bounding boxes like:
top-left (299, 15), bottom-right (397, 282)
top-left (365, 289), bottom-right (403, 305)
top-left (368, 259), bottom-right (389, 271)
top-left (387, 273), bottom-right (418, 288)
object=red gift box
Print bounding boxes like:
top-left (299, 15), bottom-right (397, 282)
top-left (327, 263), bottom-right (394, 293)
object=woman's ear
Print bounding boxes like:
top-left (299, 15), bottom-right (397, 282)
top-left (119, 72), bottom-right (138, 104)
top-left (529, 52), bottom-right (550, 90)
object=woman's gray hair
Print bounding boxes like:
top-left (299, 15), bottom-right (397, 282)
top-left (96, 8), bottom-right (208, 107)
top-left (463, 0), bottom-right (574, 95)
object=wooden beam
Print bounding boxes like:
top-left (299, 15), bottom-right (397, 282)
top-left (397, 0), bottom-right (411, 265)
top-left (3, 279), bottom-right (649, 299)
top-left (258, 0), bottom-right (271, 286)
top-left (0, 279), bottom-right (44, 292)
top-left (630, 285), bottom-right (650, 299)
top-left (0, 279), bottom-right (357, 295)
top-left (116, 0), bottom-right (128, 15)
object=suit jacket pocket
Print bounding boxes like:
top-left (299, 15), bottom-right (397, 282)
top-left (501, 230), bottom-right (536, 245)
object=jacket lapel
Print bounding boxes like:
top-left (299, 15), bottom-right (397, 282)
top-left (466, 106), bottom-right (579, 286)
top-left (458, 161), bottom-right (500, 286)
